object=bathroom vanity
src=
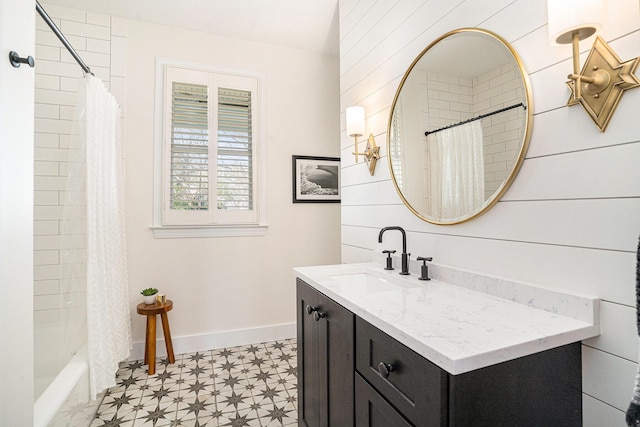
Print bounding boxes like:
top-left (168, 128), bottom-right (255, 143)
top-left (294, 263), bottom-right (599, 427)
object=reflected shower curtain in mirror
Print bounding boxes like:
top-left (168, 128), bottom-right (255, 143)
top-left (426, 121), bottom-right (484, 222)
top-left (67, 74), bottom-right (132, 399)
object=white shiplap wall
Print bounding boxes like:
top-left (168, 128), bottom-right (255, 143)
top-left (338, 0), bottom-right (640, 423)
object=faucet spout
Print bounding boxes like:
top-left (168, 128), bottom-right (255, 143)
top-left (378, 226), bottom-right (409, 275)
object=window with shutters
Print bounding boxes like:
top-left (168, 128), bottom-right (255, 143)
top-left (154, 61), bottom-right (266, 237)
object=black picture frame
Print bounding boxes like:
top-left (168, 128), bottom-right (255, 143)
top-left (292, 155), bottom-right (341, 203)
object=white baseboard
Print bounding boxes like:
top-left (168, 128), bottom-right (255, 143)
top-left (129, 322), bottom-right (296, 361)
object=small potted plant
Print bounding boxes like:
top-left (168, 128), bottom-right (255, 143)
top-left (141, 287), bottom-right (159, 305)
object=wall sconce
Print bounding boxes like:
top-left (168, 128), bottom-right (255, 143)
top-left (346, 106), bottom-right (380, 175)
top-left (547, 0), bottom-right (640, 131)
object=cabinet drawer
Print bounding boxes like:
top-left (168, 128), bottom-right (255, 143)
top-left (356, 316), bottom-right (448, 426)
top-left (355, 373), bottom-right (412, 427)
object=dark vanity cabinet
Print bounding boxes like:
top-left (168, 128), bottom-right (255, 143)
top-left (296, 278), bottom-right (355, 427)
top-left (297, 279), bottom-right (583, 427)
top-left (354, 317), bottom-right (582, 427)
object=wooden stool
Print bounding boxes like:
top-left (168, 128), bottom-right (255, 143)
top-left (136, 299), bottom-right (175, 375)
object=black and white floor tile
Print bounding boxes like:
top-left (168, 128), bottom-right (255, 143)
top-left (90, 339), bottom-right (297, 427)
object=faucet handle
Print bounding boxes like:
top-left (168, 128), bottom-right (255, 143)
top-left (382, 250), bottom-right (396, 270)
top-left (417, 256), bottom-right (433, 281)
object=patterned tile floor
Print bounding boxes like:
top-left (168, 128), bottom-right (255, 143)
top-left (90, 338), bottom-right (298, 427)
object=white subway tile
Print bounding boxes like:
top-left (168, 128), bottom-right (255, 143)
top-left (34, 294), bottom-right (60, 311)
top-left (484, 142), bottom-right (506, 155)
top-left (34, 221), bottom-right (60, 237)
top-left (59, 105), bottom-right (75, 120)
top-left (35, 103), bottom-right (60, 119)
top-left (36, 13), bottom-right (60, 31)
top-left (60, 76), bottom-right (81, 93)
top-left (34, 132), bottom-right (59, 148)
top-left (35, 117), bottom-right (73, 135)
top-left (34, 249), bottom-right (59, 265)
top-left (61, 20), bottom-right (110, 40)
top-left (34, 280), bottom-right (60, 296)
top-left (36, 58), bottom-right (84, 79)
top-left (33, 308), bottom-right (60, 325)
top-left (36, 29), bottom-right (63, 48)
top-left (34, 265), bottom-right (61, 281)
top-left (35, 147), bottom-right (68, 162)
top-left (35, 73), bottom-right (60, 90)
top-left (36, 44), bottom-right (60, 62)
top-left (34, 205), bottom-right (64, 221)
top-left (485, 161), bottom-right (507, 173)
top-left (34, 191), bottom-right (59, 206)
top-left (35, 235), bottom-right (61, 251)
top-left (87, 38), bottom-right (110, 54)
top-left (35, 87), bottom-right (78, 106)
top-left (58, 161), bottom-right (69, 177)
top-left (34, 161), bottom-right (59, 176)
top-left (34, 176), bottom-right (68, 191)
top-left (62, 49), bottom-right (110, 68)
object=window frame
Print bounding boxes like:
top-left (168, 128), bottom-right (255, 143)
top-left (152, 58), bottom-right (267, 238)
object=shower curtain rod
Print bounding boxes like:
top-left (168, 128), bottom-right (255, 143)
top-left (35, 0), bottom-right (93, 75)
top-left (424, 102), bottom-right (526, 136)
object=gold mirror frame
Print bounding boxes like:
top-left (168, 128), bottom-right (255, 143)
top-left (387, 28), bottom-right (533, 225)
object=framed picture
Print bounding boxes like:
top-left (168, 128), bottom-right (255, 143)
top-left (292, 155), bottom-right (341, 203)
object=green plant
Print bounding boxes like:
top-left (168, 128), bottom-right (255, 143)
top-left (140, 287), bottom-right (159, 296)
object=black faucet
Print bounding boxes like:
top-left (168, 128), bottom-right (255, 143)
top-left (378, 226), bottom-right (410, 275)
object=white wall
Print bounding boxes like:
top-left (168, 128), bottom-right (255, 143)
top-left (0, 0), bottom-right (34, 424)
top-left (124, 20), bottom-right (341, 355)
top-left (338, 0), bottom-right (640, 424)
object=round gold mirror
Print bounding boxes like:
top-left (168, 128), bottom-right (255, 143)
top-left (387, 28), bottom-right (533, 225)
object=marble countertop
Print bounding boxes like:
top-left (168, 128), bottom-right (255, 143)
top-left (293, 262), bottom-right (600, 375)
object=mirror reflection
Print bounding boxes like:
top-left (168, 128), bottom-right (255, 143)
top-left (388, 28), bottom-right (532, 225)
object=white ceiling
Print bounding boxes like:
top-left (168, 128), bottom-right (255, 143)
top-left (42, 0), bottom-right (340, 56)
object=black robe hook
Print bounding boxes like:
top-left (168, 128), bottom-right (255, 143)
top-left (9, 51), bottom-right (35, 68)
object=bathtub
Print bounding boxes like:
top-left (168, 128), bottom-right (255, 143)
top-left (34, 346), bottom-right (101, 427)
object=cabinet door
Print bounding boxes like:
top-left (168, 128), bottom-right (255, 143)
top-left (317, 290), bottom-right (354, 426)
top-left (355, 374), bottom-right (412, 427)
top-left (297, 279), bottom-right (355, 427)
top-left (297, 279), bottom-right (320, 427)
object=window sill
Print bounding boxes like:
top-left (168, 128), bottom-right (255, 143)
top-left (151, 224), bottom-right (268, 239)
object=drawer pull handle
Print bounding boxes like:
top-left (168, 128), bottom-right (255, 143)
top-left (377, 362), bottom-right (395, 378)
top-left (305, 305), bottom-right (316, 315)
top-left (313, 310), bottom-right (326, 321)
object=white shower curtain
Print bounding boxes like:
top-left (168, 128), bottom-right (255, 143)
top-left (426, 120), bottom-right (485, 222)
top-left (73, 74), bottom-right (132, 399)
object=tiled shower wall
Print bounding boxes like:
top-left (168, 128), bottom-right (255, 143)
top-left (422, 65), bottom-right (524, 199)
top-left (33, 2), bottom-right (126, 396)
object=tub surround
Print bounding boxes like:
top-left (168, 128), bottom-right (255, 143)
top-left (293, 262), bottom-right (599, 375)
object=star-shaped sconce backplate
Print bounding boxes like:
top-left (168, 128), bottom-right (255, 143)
top-left (566, 36), bottom-right (640, 131)
top-left (363, 133), bottom-right (380, 175)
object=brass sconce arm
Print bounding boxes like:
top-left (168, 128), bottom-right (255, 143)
top-left (564, 35), bottom-right (640, 131)
top-left (547, 0), bottom-right (640, 132)
top-left (346, 105), bottom-right (379, 175)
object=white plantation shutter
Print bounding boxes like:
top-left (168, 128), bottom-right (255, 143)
top-left (170, 82), bottom-right (209, 210)
top-left (160, 65), bottom-right (261, 229)
top-left (217, 87), bottom-right (252, 210)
